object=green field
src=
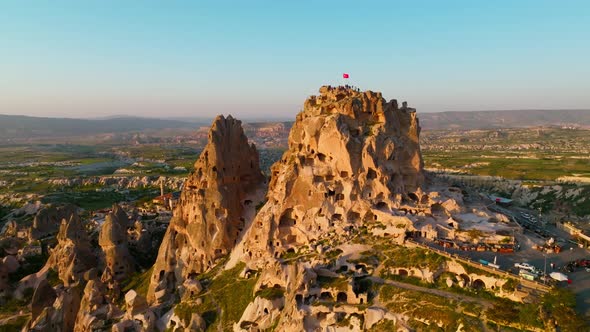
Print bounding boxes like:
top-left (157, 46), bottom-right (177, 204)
top-left (422, 127), bottom-right (590, 181)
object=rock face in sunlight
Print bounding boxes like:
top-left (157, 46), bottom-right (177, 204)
top-left (234, 85), bottom-right (423, 266)
top-left (99, 204), bottom-right (135, 285)
top-left (46, 214), bottom-right (97, 286)
top-left (13, 86), bottom-right (556, 332)
top-left (147, 115), bottom-right (266, 304)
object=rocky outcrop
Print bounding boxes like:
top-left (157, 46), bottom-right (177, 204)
top-left (233, 85), bottom-right (423, 267)
top-left (29, 204), bottom-right (78, 240)
top-left (147, 115), bottom-right (266, 304)
top-left (47, 175), bottom-right (185, 190)
top-left (99, 205), bottom-right (135, 284)
top-left (45, 214), bottom-right (97, 286)
top-left (0, 255), bottom-right (19, 293)
top-left (28, 283), bottom-right (84, 332)
top-left (112, 290), bottom-right (156, 332)
top-left (73, 273), bottom-right (121, 332)
top-left (30, 279), bottom-right (57, 322)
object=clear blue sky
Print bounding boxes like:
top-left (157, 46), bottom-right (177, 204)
top-left (1, 1), bottom-right (589, 119)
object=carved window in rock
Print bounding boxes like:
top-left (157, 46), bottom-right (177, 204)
top-left (376, 202), bottom-right (388, 210)
top-left (367, 168), bottom-right (377, 180)
top-left (279, 209), bottom-right (296, 227)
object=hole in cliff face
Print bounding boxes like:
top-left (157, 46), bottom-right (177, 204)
top-left (407, 193), bottom-right (419, 202)
top-left (340, 171), bottom-right (349, 178)
top-left (367, 168), bottom-right (377, 180)
top-left (347, 211), bottom-right (361, 222)
top-left (376, 202), bottom-right (388, 210)
top-left (158, 270), bottom-right (165, 282)
top-left (296, 294), bottom-right (303, 307)
top-left (325, 175), bottom-right (334, 181)
top-left (337, 292), bottom-right (348, 303)
top-left (335, 193), bottom-right (344, 201)
top-left (317, 153), bottom-right (326, 162)
top-left (332, 214), bottom-right (342, 221)
top-left (313, 175), bottom-right (323, 183)
top-left (327, 189), bottom-right (336, 197)
top-left (472, 279), bottom-right (485, 290)
top-left (320, 292), bottom-right (333, 301)
top-left (279, 209), bottom-right (296, 227)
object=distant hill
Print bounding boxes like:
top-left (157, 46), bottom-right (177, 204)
top-left (419, 109), bottom-right (590, 130)
top-left (0, 114), bottom-right (203, 139)
top-left (3, 109), bottom-right (590, 141)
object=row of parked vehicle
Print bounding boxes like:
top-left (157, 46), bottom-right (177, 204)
top-left (437, 239), bottom-right (517, 253)
top-left (561, 259), bottom-right (590, 273)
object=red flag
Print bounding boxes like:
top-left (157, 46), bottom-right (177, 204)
top-left (343, 73), bottom-right (349, 79)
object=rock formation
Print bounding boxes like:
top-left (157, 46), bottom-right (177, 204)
top-left (29, 204), bottom-right (78, 240)
top-left (73, 271), bottom-right (121, 332)
top-left (45, 214), bottom-right (97, 286)
top-left (30, 279), bottom-right (57, 323)
top-left (99, 205), bottom-right (135, 284)
top-left (147, 115), bottom-right (266, 304)
top-left (28, 283), bottom-right (84, 332)
top-left (112, 290), bottom-right (156, 332)
top-left (233, 85), bottom-right (423, 266)
top-left (0, 255), bottom-right (19, 293)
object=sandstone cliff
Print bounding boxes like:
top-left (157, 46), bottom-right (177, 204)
top-left (232, 85), bottom-right (423, 266)
top-left (147, 115), bottom-right (266, 304)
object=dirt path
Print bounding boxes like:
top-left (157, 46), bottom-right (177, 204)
top-left (370, 276), bottom-right (495, 309)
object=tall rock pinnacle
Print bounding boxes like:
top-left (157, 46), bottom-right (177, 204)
top-left (232, 85), bottom-right (424, 266)
top-left (147, 115), bottom-right (266, 304)
top-left (99, 204), bottom-right (135, 284)
top-left (45, 214), bottom-right (97, 286)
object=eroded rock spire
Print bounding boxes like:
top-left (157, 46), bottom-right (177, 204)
top-left (147, 115), bottom-right (266, 304)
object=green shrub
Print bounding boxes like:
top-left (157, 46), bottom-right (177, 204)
top-left (255, 287), bottom-right (284, 300)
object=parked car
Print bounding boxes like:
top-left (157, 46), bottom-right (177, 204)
top-left (514, 262), bottom-right (537, 272)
